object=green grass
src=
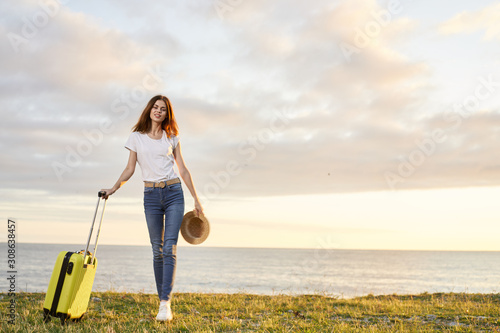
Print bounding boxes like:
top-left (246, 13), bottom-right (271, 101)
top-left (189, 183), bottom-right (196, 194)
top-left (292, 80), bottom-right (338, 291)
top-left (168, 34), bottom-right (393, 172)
top-left (1, 292), bottom-right (499, 332)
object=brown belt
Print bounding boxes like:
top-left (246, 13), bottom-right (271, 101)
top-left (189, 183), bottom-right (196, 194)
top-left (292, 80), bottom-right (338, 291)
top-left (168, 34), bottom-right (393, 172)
top-left (144, 178), bottom-right (181, 188)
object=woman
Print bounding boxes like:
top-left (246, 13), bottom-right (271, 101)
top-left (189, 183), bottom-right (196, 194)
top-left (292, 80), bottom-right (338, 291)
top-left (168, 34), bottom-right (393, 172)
top-left (101, 95), bottom-right (203, 321)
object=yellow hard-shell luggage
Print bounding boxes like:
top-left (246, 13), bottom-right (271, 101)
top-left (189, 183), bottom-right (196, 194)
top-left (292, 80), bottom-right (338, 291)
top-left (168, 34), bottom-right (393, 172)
top-left (43, 191), bottom-right (107, 324)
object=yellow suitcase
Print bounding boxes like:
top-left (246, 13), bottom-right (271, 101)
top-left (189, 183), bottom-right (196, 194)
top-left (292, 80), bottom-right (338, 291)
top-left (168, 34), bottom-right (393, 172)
top-left (43, 191), bottom-right (107, 324)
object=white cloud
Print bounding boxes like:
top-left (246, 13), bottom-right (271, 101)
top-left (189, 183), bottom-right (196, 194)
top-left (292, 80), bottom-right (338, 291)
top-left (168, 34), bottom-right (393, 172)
top-left (438, 2), bottom-right (500, 40)
top-left (1, 0), bottom-right (500, 203)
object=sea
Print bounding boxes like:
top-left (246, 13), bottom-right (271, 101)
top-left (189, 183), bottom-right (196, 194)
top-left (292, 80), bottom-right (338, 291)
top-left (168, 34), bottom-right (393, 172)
top-left (2, 243), bottom-right (499, 298)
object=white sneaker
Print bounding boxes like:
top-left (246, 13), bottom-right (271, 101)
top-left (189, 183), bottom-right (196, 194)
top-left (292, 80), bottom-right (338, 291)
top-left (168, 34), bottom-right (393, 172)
top-left (156, 301), bottom-right (173, 321)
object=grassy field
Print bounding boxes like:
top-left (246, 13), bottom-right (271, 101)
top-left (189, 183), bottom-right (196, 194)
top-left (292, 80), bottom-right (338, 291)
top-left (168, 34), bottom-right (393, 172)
top-left (1, 291), bottom-right (499, 332)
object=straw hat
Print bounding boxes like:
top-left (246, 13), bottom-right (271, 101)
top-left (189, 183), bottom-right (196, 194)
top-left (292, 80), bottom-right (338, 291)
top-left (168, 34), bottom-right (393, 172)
top-left (181, 211), bottom-right (210, 245)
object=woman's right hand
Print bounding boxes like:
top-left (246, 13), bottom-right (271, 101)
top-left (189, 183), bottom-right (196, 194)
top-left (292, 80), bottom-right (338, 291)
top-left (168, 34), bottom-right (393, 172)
top-left (100, 188), bottom-right (116, 199)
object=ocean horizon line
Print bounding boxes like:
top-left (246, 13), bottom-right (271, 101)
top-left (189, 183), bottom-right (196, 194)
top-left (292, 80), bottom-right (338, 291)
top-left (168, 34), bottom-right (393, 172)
top-left (3, 242), bottom-right (500, 253)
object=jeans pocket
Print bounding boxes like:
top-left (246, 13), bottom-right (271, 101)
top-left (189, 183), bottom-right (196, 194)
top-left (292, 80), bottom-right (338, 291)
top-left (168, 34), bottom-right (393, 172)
top-left (168, 183), bottom-right (182, 191)
top-left (144, 187), bottom-right (154, 194)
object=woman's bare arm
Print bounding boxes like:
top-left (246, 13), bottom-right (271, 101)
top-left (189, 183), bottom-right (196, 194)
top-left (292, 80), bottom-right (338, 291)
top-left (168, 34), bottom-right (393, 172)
top-left (173, 142), bottom-right (203, 216)
top-left (101, 150), bottom-right (137, 199)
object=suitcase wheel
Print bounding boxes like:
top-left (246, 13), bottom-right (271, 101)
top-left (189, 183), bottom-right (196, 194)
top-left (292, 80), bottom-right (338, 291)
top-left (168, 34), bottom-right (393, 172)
top-left (42, 309), bottom-right (51, 323)
top-left (73, 313), bottom-right (85, 322)
top-left (59, 314), bottom-right (69, 326)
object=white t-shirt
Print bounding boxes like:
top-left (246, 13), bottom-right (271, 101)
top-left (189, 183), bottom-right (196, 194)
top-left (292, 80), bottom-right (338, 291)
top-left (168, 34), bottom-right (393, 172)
top-left (125, 131), bottom-right (180, 182)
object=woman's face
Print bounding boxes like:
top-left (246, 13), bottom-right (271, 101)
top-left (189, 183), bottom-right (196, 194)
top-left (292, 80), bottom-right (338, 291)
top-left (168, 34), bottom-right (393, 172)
top-left (150, 99), bottom-right (167, 123)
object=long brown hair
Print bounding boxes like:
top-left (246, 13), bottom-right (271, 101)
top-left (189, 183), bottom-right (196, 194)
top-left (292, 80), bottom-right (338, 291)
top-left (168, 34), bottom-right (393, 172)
top-left (132, 95), bottom-right (179, 138)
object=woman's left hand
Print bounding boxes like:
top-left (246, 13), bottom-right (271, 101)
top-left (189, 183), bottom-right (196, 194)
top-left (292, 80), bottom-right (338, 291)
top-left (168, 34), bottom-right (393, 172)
top-left (194, 199), bottom-right (203, 217)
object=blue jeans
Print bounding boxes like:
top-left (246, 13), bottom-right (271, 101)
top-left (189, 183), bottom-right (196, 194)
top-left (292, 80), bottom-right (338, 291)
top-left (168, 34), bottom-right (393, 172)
top-left (143, 181), bottom-right (185, 301)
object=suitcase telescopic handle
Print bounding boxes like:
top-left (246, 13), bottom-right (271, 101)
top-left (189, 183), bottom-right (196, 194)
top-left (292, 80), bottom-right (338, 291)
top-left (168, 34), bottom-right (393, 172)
top-left (84, 191), bottom-right (107, 267)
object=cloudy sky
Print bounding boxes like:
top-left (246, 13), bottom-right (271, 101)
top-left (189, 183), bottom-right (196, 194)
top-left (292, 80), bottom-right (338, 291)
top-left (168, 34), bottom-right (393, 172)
top-left (1, 0), bottom-right (500, 250)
